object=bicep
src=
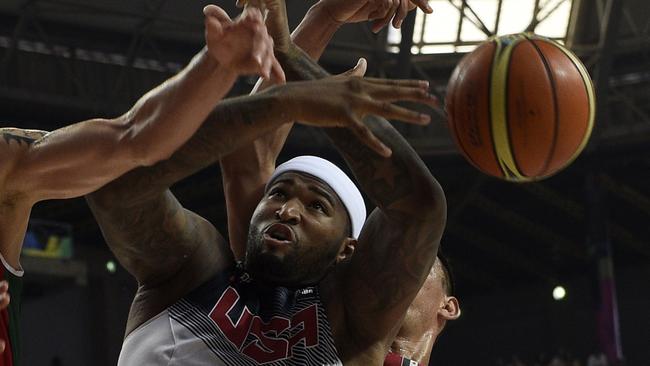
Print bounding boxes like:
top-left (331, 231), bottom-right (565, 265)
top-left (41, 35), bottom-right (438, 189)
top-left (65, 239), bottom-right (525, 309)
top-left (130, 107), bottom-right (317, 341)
top-left (87, 188), bottom-right (231, 286)
top-left (340, 206), bottom-right (445, 343)
top-left (8, 118), bottom-right (138, 201)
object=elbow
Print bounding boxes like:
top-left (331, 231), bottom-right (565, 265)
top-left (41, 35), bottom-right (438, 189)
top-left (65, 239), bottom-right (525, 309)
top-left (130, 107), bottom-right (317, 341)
top-left (119, 114), bottom-right (171, 168)
top-left (137, 145), bottom-right (172, 167)
top-left (413, 177), bottom-right (447, 227)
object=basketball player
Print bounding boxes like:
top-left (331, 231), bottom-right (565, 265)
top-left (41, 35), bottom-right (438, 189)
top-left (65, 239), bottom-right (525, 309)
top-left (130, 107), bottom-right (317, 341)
top-left (85, 2), bottom-right (444, 365)
top-left (0, 6), bottom-right (281, 364)
top-left (222, 102), bottom-right (460, 366)
top-left (219, 1), bottom-right (460, 365)
top-left (223, 119), bottom-right (460, 366)
top-left (384, 256), bottom-right (460, 366)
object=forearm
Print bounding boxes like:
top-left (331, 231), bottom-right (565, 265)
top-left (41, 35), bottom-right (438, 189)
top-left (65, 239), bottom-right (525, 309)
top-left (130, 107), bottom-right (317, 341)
top-left (90, 89), bottom-right (292, 204)
top-left (221, 169), bottom-right (270, 260)
top-left (276, 49), bottom-right (443, 217)
top-left (291, 3), bottom-right (342, 60)
top-left (219, 4), bottom-right (342, 255)
top-left (222, 1), bottom-right (338, 169)
top-left (126, 48), bottom-right (238, 166)
top-left (220, 1), bottom-right (339, 171)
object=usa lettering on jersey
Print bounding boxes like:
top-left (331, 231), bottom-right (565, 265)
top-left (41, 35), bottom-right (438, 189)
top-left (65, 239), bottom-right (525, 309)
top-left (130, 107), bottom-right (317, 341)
top-left (209, 286), bottom-right (319, 363)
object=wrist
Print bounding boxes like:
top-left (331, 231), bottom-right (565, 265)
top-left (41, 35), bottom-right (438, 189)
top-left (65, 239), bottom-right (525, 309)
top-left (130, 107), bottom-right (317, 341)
top-left (307, 2), bottom-right (344, 29)
top-left (291, 3), bottom-right (341, 59)
top-left (264, 83), bottom-right (299, 122)
top-left (201, 48), bottom-right (240, 81)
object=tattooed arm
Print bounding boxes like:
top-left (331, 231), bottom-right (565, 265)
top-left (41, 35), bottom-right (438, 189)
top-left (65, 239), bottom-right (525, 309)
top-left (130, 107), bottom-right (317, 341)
top-left (274, 48), bottom-right (446, 359)
top-left (219, 0), bottom-right (380, 260)
top-left (86, 73), bottom-right (435, 334)
top-left (87, 71), bottom-right (433, 274)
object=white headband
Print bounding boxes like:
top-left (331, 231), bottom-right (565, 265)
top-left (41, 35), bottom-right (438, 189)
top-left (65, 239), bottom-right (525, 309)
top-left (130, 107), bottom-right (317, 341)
top-left (266, 156), bottom-right (366, 239)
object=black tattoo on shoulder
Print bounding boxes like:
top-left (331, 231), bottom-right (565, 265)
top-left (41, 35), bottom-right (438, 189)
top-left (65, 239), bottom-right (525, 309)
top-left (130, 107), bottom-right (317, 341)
top-left (1, 129), bottom-right (47, 146)
top-left (2, 133), bottom-right (36, 146)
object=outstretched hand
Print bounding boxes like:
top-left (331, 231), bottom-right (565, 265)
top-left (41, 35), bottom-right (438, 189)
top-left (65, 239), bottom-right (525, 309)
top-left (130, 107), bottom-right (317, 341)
top-left (203, 5), bottom-right (285, 82)
top-left (276, 58), bottom-right (438, 157)
top-left (236, 0), bottom-right (293, 53)
top-left (314, 0), bottom-right (433, 33)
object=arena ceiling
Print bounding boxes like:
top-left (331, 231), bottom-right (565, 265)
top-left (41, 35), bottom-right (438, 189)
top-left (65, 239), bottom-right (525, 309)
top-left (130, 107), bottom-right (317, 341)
top-left (1, 0), bottom-right (648, 296)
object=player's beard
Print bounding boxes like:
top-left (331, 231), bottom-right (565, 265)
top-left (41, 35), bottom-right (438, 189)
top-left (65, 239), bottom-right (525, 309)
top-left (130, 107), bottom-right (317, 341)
top-left (244, 224), bottom-right (342, 288)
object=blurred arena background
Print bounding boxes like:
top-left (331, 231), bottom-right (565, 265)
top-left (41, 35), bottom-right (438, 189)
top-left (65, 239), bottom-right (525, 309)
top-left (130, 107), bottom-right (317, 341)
top-left (0, 0), bottom-right (648, 364)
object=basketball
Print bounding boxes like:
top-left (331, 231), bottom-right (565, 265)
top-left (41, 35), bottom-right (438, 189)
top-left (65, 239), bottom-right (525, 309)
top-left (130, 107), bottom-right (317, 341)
top-left (445, 33), bottom-right (595, 182)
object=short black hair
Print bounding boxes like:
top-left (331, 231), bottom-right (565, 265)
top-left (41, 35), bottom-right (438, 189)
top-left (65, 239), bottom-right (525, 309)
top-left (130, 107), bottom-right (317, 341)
top-left (436, 252), bottom-right (455, 296)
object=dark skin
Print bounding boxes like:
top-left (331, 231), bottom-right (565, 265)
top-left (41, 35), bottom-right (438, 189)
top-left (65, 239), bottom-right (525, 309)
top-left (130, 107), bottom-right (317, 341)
top-left (245, 172), bottom-right (351, 287)
top-left (0, 5), bottom-right (284, 271)
top-left (87, 67), bottom-right (436, 335)
top-left (224, 1), bottom-right (452, 364)
top-left (87, 5), bottom-right (444, 366)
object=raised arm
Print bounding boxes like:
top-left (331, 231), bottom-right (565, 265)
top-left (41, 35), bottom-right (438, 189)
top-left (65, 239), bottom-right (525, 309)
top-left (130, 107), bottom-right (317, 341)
top-left (0, 6), bottom-right (280, 205)
top-left (220, 0), bottom-right (429, 260)
top-left (271, 36), bottom-right (445, 356)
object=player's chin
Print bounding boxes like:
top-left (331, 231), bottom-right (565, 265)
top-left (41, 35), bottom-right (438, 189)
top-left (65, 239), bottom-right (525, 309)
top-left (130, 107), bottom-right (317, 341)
top-left (246, 251), bottom-right (293, 282)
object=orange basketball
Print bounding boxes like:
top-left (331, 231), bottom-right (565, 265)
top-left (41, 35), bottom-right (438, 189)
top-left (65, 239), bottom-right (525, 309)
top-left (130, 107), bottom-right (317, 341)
top-left (445, 33), bottom-right (595, 182)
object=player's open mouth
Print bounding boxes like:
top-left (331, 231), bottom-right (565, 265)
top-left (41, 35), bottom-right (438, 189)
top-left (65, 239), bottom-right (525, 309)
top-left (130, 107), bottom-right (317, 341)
top-left (263, 223), bottom-right (296, 246)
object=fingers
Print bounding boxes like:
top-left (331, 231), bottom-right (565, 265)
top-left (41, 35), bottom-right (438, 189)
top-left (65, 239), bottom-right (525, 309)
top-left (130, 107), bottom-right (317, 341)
top-left (260, 48), bottom-right (273, 79)
top-left (368, 84), bottom-right (438, 106)
top-left (368, 0), bottom-right (391, 21)
top-left (393, 0), bottom-right (409, 28)
top-left (0, 281), bottom-right (10, 311)
top-left (348, 116), bottom-right (392, 157)
top-left (372, 0), bottom-right (400, 33)
top-left (248, 34), bottom-right (266, 76)
top-left (203, 5), bottom-right (232, 22)
top-left (240, 11), bottom-right (273, 78)
top-left (351, 58), bottom-right (368, 77)
top-left (412, 0), bottom-right (433, 13)
top-left (204, 16), bottom-right (225, 40)
top-left (0, 293), bottom-right (9, 310)
top-left (359, 80), bottom-right (439, 109)
top-left (254, 27), bottom-right (284, 82)
top-left (0, 340), bottom-right (4, 354)
top-left (238, 0), bottom-right (265, 10)
top-left (362, 77), bottom-right (429, 88)
top-left (270, 57), bottom-right (286, 83)
top-left (204, 5), bottom-right (232, 40)
top-left (259, 38), bottom-right (280, 81)
top-left (241, 6), bottom-right (264, 24)
top-left (340, 58), bottom-right (368, 78)
top-left (365, 99), bottom-right (431, 125)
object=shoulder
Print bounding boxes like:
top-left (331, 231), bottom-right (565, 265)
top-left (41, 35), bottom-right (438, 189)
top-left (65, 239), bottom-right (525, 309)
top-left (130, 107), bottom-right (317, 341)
top-left (0, 128), bottom-right (48, 196)
top-left (0, 128), bottom-right (49, 159)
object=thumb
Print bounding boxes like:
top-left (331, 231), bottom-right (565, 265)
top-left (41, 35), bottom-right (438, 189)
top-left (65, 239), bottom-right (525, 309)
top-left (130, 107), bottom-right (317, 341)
top-left (344, 58), bottom-right (368, 77)
top-left (203, 5), bottom-right (231, 23)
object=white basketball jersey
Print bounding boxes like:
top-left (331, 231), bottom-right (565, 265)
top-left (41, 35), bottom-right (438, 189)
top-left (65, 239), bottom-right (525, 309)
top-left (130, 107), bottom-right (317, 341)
top-left (118, 269), bottom-right (343, 366)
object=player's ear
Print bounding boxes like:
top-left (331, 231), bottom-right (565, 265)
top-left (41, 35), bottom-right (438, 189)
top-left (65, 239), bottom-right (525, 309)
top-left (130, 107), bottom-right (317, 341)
top-left (336, 238), bottom-right (356, 263)
top-left (440, 296), bottom-right (461, 320)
